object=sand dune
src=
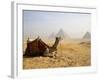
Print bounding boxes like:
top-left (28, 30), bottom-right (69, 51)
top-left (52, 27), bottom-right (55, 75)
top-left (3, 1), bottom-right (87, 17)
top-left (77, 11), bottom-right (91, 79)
top-left (23, 39), bottom-right (91, 69)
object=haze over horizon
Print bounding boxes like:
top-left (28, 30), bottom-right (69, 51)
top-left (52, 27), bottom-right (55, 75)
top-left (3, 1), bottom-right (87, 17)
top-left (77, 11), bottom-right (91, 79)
top-left (23, 10), bottom-right (91, 39)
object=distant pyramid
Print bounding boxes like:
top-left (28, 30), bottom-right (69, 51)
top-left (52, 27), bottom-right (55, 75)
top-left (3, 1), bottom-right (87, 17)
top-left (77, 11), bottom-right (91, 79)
top-left (56, 29), bottom-right (70, 39)
top-left (83, 32), bottom-right (91, 39)
top-left (49, 32), bottom-right (56, 39)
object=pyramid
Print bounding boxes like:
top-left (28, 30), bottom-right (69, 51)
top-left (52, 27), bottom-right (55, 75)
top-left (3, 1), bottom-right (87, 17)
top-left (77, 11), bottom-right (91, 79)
top-left (83, 32), bottom-right (91, 39)
top-left (56, 29), bottom-right (70, 39)
top-left (49, 32), bottom-right (56, 39)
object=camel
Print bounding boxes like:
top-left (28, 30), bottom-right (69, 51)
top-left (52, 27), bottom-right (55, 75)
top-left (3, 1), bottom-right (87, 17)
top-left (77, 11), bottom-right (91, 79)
top-left (24, 37), bottom-right (61, 57)
top-left (43, 37), bottom-right (61, 57)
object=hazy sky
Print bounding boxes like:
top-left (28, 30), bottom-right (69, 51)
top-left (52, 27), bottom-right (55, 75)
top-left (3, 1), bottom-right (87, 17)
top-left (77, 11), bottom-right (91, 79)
top-left (23, 10), bottom-right (91, 39)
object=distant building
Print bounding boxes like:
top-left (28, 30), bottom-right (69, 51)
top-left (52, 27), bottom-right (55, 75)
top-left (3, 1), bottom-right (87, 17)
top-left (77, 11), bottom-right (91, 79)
top-left (48, 32), bottom-right (56, 39)
top-left (56, 28), bottom-right (70, 39)
top-left (83, 32), bottom-right (91, 39)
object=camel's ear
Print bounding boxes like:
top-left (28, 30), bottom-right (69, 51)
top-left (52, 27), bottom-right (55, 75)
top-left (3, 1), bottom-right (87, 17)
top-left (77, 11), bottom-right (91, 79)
top-left (56, 36), bottom-right (62, 40)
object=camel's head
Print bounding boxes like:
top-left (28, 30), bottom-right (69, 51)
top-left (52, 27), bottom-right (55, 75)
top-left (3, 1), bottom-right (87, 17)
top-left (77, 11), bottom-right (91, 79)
top-left (56, 37), bottom-right (62, 41)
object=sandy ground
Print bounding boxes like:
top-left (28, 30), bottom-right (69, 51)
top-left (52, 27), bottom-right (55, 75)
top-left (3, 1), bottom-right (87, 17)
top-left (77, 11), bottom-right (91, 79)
top-left (23, 39), bottom-right (91, 69)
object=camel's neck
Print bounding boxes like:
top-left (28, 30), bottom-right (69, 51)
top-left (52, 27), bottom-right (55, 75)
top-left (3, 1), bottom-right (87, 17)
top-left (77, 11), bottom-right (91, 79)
top-left (52, 38), bottom-right (60, 49)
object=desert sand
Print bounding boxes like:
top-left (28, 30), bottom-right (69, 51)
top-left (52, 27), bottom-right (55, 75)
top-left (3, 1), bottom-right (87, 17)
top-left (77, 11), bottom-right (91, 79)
top-left (23, 39), bottom-right (91, 69)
